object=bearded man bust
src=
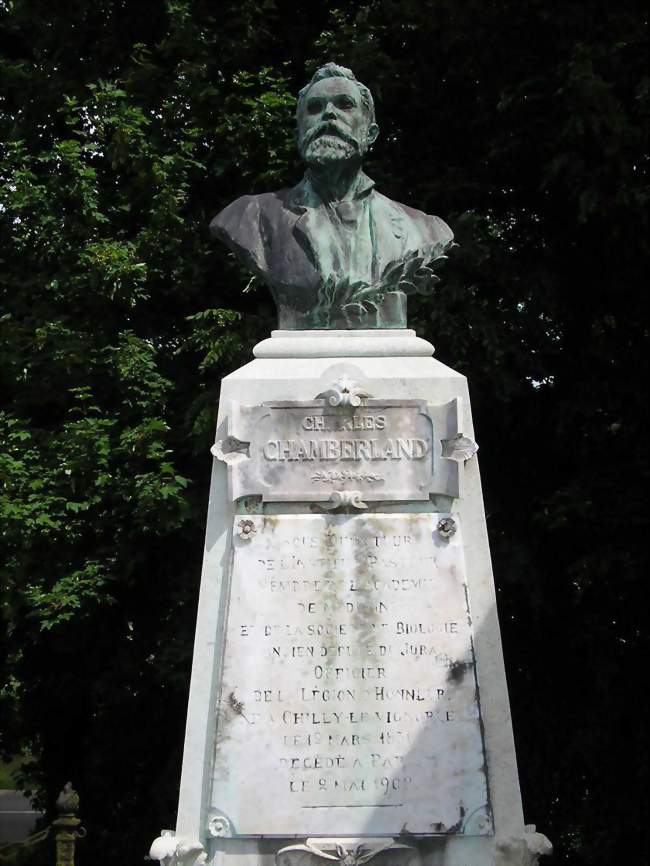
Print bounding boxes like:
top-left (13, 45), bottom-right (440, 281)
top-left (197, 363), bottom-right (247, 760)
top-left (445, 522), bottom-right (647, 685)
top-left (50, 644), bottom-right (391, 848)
top-left (211, 63), bottom-right (454, 329)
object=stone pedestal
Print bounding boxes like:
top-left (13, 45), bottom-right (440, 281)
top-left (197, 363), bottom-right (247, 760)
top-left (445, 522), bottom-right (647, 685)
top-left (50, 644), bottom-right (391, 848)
top-left (150, 331), bottom-right (550, 866)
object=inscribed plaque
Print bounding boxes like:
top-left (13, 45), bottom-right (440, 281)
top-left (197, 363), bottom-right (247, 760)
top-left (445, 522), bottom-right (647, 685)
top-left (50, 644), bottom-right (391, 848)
top-left (210, 513), bottom-right (491, 837)
top-left (213, 395), bottom-right (463, 504)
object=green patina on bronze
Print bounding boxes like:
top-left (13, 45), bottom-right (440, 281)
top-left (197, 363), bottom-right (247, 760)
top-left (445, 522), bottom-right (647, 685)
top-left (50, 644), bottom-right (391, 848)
top-left (211, 64), bottom-right (454, 329)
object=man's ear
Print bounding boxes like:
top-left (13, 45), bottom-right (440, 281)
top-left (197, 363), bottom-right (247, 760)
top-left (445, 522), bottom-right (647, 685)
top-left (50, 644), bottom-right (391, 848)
top-left (367, 123), bottom-right (379, 147)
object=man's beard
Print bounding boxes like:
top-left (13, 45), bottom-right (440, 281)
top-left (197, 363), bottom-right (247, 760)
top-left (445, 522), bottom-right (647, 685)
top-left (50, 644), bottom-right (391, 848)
top-left (305, 134), bottom-right (357, 165)
top-left (299, 121), bottom-right (363, 166)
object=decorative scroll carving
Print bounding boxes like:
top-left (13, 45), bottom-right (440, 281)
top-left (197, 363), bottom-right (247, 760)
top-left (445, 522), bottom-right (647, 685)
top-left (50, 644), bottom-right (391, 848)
top-left (321, 490), bottom-right (368, 510)
top-left (210, 435), bottom-right (250, 463)
top-left (149, 831), bottom-right (206, 866)
top-left (441, 433), bottom-right (479, 463)
top-left (494, 825), bottom-right (553, 865)
top-left (276, 837), bottom-right (422, 866)
top-left (316, 376), bottom-right (371, 408)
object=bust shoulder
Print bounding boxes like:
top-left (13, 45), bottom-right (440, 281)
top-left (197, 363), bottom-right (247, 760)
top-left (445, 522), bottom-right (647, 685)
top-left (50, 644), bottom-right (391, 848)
top-left (375, 192), bottom-right (454, 249)
top-left (209, 190), bottom-right (292, 241)
top-left (371, 191), bottom-right (454, 253)
top-left (209, 190), bottom-right (299, 275)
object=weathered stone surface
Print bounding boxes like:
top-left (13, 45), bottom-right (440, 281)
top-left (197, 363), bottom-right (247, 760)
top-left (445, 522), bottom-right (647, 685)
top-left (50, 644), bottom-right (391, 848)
top-left (210, 64), bottom-right (453, 329)
top-left (212, 382), bottom-right (465, 505)
top-left (210, 513), bottom-right (491, 838)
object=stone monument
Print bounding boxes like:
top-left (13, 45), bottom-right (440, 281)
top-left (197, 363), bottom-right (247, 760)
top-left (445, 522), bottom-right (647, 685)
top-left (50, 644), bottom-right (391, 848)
top-left (150, 64), bottom-right (552, 866)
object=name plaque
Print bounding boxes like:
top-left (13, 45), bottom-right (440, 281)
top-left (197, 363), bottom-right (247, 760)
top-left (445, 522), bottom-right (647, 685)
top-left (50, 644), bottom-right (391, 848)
top-left (210, 513), bottom-right (492, 837)
top-left (213, 381), bottom-right (467, 505)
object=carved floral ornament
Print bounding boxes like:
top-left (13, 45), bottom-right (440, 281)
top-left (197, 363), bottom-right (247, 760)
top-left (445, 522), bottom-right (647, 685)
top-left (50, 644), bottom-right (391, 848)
top-left (316, 375), bottom-right (371, 408)
top-left (276, 837), bottom-right (421, 866)
top-left (274, 828), bottom-right (552, 866)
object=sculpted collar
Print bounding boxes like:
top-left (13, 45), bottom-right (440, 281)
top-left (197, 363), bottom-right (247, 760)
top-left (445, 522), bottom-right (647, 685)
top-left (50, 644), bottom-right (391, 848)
top-left (287, 170), bottom-right (376, 211)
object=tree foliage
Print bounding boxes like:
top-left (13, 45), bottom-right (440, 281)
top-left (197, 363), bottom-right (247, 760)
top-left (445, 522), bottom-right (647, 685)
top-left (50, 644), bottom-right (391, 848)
top-left (0, 1), bottom-right (647, 863)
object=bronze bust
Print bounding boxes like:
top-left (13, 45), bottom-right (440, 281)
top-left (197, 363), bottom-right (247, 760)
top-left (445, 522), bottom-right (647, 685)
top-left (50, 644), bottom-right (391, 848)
top-left (211, 63), bottom-right (453, 329)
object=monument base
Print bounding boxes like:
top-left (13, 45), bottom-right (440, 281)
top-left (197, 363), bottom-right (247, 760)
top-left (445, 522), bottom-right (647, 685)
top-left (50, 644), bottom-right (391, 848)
top-left (150, 827), bottom-right (551, 866)
top-left (253, 329), bottom-right (435, 358)
top-left (151, 331), bottom-right (551, 866)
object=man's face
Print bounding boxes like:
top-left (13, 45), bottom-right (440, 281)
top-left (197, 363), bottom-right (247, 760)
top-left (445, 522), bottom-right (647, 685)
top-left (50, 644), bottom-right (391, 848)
top-left (298, 77), bottom-right (378, 166)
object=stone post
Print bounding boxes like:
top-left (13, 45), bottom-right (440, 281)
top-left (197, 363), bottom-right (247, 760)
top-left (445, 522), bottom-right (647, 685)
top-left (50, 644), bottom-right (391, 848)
top-left (52, 783), bottom-right (85, 866)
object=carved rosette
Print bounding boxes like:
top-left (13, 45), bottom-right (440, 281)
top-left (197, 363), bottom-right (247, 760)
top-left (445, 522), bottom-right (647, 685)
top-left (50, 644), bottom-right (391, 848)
top-left (206, 808), bottom-right (233, 838)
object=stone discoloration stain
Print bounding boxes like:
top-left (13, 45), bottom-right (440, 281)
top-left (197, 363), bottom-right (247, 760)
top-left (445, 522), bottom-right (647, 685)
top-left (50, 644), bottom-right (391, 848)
top-left (447, 659), bottom-right (473, 685)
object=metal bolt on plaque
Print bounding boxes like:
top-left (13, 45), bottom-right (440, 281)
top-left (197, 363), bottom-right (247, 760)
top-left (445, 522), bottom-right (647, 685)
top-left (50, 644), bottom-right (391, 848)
top-left (437, 516), bottom-right (457, 539)
top-left (236, 518), bottom-right (256, 540)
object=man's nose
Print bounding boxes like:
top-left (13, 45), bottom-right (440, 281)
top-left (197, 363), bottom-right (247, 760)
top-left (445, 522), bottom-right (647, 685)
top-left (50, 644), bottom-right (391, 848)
top-left (321, 101), bottom-right (338, 120)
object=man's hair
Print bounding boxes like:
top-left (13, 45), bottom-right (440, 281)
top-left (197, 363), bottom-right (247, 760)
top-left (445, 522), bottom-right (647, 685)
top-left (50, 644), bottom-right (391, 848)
top-left (297, 63), bottom-right (375, 124)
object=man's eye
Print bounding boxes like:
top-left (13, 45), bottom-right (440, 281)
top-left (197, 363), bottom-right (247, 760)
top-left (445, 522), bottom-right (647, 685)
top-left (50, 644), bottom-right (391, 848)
top-left (337, 97), bottom-right (355, 109)
top-left (307, 101), bottom-right (322, 114)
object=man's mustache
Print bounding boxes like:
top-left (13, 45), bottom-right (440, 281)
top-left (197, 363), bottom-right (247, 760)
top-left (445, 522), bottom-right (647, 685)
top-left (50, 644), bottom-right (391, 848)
top-left (300, 121), bottom-right (360, 149)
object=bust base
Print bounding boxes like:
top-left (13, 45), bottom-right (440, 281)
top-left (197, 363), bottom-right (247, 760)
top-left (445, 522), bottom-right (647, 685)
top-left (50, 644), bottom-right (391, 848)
top-left (253, 329), bottom-right (434, 359)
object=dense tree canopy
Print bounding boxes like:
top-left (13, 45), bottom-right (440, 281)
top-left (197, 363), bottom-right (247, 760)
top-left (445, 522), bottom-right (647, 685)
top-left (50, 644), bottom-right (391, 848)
top-left (1, 1), bottom-right (647, 863)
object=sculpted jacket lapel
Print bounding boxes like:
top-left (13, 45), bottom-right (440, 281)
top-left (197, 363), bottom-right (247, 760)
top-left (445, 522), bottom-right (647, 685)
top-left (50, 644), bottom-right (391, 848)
top-left (368, 193), bottom-right (409, 278)
top-left (285, 171), bottom-right (379, 287)
top-left (284, 176), bottom-right (322, 285)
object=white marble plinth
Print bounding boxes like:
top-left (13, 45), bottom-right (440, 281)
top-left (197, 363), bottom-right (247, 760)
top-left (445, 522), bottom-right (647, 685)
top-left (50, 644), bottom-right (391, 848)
top-left (151, 331), bottom-right (550, 866)
top-left (254, 329), bottom-right (434, 358)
